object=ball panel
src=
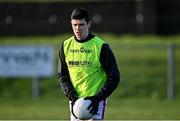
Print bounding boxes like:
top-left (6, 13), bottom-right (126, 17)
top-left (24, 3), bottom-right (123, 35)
top-left (73, 98), bottom-right (93, 120)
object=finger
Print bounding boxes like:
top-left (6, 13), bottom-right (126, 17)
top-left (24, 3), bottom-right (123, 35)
top-left (92, 107), bottom-right (98, 115)
top-left (87, 102), bottom-right (93, 110)
top-left (71, 105), bottom-right (77, 119)
top-left (89, 107), bottom-right (94, 115)
top-left (91, 109), bottom-right (96, 115)
top-left (94, 106), bottom-right (98, 114)
top-left (91, 105), bottom-right (98, 115)
top-left (89, 105), bottom-right (97, 115)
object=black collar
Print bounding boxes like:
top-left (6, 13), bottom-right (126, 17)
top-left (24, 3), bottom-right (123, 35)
top-left (74, 33), bottom-right (95, 43)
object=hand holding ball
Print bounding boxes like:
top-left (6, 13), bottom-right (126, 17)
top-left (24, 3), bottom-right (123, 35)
top-left (73, 98), bottom-right (94, 120)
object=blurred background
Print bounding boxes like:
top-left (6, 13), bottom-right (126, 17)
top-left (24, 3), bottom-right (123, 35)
top-left (0, 0), bottom-right (180, 120)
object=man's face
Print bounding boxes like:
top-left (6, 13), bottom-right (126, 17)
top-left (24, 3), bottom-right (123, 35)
top-left (71, 18), bottom-right (91, 40)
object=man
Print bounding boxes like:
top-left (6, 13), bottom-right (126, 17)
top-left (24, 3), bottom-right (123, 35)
top-left (58, 8), bottom-right (120, 121)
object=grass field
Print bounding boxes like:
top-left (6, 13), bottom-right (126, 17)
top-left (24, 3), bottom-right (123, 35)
top-left (0, 97), bottom-right (180, 120)
top-left (0, 34), bottom-right (180, 119)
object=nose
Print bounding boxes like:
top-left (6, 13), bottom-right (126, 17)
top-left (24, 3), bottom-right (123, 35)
top-left (76, 25), bottom-right (80, 31)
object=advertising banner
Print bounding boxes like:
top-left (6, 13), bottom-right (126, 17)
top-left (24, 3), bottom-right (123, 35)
top-left (0, 45), bottom-right (54, 77)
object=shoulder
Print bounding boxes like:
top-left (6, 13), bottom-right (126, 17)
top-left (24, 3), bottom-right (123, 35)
top-left (64, 36), bottom-right (74, 44)
top-left (60, 36), bottom-right (75, 51)
top-left (62, 36), bottom-right (76, 48)
top-left (91, 36), bottom-right (107, 47)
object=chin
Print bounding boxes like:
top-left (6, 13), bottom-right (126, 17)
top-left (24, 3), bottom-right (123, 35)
top-left (77, 37), bottom-right (82, 40)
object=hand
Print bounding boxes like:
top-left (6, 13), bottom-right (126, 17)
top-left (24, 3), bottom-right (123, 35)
top-left (71, 97), bottom-right (78, 106)
top-left (84, 96), bottom-right (100, 115)
top-left (71, 98), bottom-right (78, 119)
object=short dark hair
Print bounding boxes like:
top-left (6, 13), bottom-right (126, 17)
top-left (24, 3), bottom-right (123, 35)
top-left (71, 8), bottom-right (90, 22)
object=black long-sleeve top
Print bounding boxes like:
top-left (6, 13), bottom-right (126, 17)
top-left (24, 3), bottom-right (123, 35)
top-left (58, 33), bottom-right (120, 101)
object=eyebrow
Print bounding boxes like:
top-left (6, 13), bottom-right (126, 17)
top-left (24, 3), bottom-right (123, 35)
top-left (72, 23), bottom-right (85, 25)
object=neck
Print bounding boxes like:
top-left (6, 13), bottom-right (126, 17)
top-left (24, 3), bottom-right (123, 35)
top-left (74, 33), bottom-right (94, 43)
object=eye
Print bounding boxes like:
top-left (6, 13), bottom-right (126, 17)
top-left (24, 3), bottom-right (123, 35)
top-left (79, 23), bottom-right (85, 26)
top-left (73, 24), bottom-right (77, 26)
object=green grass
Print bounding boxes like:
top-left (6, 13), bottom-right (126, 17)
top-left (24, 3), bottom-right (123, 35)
top-left (0, 97), bottom-right (180, 120)
top-left (0, 98), bottom-right (69, 119)
top-left (0, 34), bottom-right (180, 119)
top-left (106, 97), bottom-right (180, 120)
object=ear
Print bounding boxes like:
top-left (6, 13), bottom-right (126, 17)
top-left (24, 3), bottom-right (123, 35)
top-left (88, 20), bottom-right (92, 28)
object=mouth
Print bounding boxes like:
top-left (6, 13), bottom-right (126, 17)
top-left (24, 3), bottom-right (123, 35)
top-left (76, 32), bottom-right (81, 36)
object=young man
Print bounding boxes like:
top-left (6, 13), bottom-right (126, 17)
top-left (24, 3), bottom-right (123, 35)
top-left (58, 8), bottom-right (120, 121)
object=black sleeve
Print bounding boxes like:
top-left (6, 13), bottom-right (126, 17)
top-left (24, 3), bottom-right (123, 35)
top-left (58, 42), bottom-right (78, 101)
top-left (96, 43), bottom-right (120, 100)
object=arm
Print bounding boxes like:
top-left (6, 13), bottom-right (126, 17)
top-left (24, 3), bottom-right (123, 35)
top-left (58, 42), bottom-right (78, 102)
top-left (85, 43), bottom-right (120, 115)
top-left (97, 43), bottom-right (120, 100)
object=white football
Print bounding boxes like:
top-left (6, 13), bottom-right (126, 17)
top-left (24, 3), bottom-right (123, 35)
top-left (73, 98), bottom-right (93, 120)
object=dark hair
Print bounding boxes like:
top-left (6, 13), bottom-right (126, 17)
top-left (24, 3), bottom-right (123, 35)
top-left (71, 8), bottom-right (90, 22)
